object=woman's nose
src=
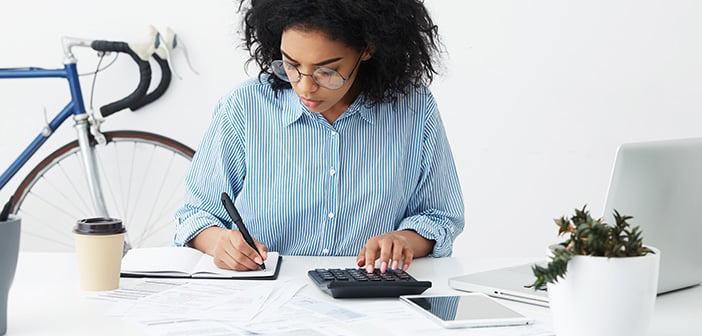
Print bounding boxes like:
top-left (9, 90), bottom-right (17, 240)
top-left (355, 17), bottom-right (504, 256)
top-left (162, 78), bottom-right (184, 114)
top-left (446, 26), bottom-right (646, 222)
top-left (296, 73), bottom-right (319, 93)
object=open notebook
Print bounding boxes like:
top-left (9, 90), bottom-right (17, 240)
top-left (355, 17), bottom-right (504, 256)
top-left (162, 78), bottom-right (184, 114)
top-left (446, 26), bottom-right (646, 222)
top-left (450, 137), bottom-right (702, 306)
top-left (121, 246), bottom-right (282, 280)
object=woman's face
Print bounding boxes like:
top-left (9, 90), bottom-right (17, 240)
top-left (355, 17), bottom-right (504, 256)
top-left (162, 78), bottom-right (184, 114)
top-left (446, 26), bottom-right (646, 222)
top-left (280, 28), bottom-right (370, 118)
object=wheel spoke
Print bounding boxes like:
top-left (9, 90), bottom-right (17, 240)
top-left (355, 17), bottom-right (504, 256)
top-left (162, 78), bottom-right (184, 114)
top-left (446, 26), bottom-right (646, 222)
top-left (37, 169), bottom-right (90, 216)
top-left (137, 152), bottom-right (176, 244)
top-left (134, 215), bottom-right (178, 246)
top-left (112, 142), bottom-right (128, 219)
top-left (96, 144), bottom-right (123, 217)
top-left (19, 191), bottom-right (81, 241)
top-left (125, 143), bottom-right (156, 228)
top-left (14, 131), bottom-right (194, 251)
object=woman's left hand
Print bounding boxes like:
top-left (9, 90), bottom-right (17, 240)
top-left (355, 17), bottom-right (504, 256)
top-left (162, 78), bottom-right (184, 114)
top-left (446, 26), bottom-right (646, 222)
top-left (356, 230), bottom-right (434, 273)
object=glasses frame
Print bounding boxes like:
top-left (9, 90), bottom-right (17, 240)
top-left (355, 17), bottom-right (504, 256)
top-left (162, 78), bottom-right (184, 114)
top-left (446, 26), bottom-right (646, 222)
top-left (271, 48), bottom-right (365, 90)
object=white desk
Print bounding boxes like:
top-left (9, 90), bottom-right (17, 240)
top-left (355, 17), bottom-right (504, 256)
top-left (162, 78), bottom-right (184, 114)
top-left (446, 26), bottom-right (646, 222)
top-left (7, 252), bottom-right (702, 335)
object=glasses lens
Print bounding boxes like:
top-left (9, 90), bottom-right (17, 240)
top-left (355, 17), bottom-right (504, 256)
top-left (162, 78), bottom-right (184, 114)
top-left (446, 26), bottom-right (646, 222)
top-left (271, 60), bottom-right (297, 83)
top-left (313, 68), bottom-right (344, 89)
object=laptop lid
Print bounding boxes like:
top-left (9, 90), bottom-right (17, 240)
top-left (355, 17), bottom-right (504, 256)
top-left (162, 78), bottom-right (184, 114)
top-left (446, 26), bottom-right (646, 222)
top-left (601, 137), bottom-right (702, 293)
top-left (450, 137), bottom-right (702, 305)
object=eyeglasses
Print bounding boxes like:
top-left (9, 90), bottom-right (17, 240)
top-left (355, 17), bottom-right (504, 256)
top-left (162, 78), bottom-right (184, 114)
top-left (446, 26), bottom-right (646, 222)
top-left (271, 50), bottom-right (364, 90)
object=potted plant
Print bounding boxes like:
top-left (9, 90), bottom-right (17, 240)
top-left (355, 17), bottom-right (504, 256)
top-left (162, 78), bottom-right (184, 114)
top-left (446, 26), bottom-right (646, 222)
top-left (531, 206), bottom-right (660, 336)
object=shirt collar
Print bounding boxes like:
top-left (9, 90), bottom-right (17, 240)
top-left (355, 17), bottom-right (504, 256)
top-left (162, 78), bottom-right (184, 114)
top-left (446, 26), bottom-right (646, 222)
top-left (347, 96), bottom-right (376, 125)
top-left (280, 90), bottom-right (305, 127)
top-left (279, 90), bottom-right (380, 127)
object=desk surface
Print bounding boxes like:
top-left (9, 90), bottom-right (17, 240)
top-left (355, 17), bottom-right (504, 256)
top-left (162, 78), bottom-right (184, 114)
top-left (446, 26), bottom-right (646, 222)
top-left (7, 252), bottom-right (702, 335)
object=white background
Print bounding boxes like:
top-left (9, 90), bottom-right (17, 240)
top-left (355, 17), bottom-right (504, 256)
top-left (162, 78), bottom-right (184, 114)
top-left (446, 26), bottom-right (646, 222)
top-left (2, 0), bottom-right (701, 259)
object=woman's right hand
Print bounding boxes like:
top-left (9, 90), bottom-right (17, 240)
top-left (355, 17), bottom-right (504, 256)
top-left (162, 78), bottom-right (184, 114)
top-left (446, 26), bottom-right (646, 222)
top-left (191, 226), bottom-right (268, 271)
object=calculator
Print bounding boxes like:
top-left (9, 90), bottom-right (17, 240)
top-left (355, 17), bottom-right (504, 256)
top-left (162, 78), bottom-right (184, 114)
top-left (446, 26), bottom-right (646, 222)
top-left (308, 268), bottom-right (432, 298)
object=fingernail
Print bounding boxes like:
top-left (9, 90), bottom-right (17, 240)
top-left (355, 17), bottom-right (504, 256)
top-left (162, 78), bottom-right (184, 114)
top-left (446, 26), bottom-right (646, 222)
top-left (402, 264), bottom-right (409, 271)
top-left (391, 260), bottom-right (398, 270)
top-left (366, 264), bottom-right (373, 273)
top-left (255, 257), bottom-right (263, 264)
top-left (380, 261), bottom-right (387, 273)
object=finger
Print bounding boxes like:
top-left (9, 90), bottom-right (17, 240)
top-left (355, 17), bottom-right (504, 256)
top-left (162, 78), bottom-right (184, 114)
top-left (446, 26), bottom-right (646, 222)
top-left (210, 233), bottom-right (242, 270)
top-left (237, 244), bottom-right (265, 269)
top-left (215, 254), bottom-right (250, 271)
top-left (229, 232), bottom-right (265, 270)
top-left (213, 253), bottom-right (234, 270)
top-left (391, 241), bottom-right (405, 271)
top-left (364, 240), bottom-right (379, 273)
top-left (357, 246), bottom-right (366, 267)
top-left (378, 238), bottom-right (393, 273)
top-left (402, 248), bottom-right (414, 272)
top-left (253, 238), bottom-right (268, 260)
top-left (214, 243), bottom-right (250, 271)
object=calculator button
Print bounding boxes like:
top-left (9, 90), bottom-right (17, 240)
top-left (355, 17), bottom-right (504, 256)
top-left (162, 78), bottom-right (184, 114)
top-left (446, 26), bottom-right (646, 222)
top-left (307, 267), bottom-right (431, 298)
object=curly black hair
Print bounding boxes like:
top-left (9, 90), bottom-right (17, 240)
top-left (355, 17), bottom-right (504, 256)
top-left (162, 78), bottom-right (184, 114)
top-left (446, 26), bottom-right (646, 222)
top-left (238, 0), bottom-right (443, 105)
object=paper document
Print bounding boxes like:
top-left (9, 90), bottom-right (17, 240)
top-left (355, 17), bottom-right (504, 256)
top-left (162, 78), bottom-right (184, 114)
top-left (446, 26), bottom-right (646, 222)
top-left (95, 278), bottom-right (306, 335)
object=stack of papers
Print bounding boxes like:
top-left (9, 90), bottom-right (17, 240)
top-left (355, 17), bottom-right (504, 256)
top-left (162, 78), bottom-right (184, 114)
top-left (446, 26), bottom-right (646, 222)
top-left (93, 278), bottom-right (554, 336)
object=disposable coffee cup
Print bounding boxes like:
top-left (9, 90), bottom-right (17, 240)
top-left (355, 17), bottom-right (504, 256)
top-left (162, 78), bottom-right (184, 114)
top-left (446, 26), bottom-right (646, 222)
top-left (73, 217), bottom-right (126, 291)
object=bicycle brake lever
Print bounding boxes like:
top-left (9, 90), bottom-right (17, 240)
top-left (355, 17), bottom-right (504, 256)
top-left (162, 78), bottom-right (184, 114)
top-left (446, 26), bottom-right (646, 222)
top-left (159, 27), bottom-right (199, 78)
top-left (155, 31), bottom-right (182, 80)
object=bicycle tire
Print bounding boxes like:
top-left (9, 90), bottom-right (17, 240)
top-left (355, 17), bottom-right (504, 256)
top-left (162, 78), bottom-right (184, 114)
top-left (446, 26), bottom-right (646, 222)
top-left (12, 130), bottom-right (195, 252)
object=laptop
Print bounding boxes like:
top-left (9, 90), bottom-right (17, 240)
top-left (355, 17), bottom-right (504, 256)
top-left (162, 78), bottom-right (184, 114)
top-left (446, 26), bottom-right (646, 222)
top-left (449, 137), bottom-right (702, 307)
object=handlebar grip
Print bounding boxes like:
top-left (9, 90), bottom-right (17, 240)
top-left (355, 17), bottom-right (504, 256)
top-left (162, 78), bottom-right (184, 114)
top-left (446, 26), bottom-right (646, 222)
top-left (129, 53), bottom-right (171, 111)
top-left (91, 40), bottom-right (152, 117)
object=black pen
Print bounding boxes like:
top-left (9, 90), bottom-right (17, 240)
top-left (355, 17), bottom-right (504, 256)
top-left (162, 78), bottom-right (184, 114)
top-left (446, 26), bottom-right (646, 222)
top-left (220, 192), bottom-right (265, 270)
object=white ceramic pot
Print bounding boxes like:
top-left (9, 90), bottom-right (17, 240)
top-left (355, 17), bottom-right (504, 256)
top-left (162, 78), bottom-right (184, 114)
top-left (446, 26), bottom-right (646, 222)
top-left (547, 246), bottom-right (660, 336)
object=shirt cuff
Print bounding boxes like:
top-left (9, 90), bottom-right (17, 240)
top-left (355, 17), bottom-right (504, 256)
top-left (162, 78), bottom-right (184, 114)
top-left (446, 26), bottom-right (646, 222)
top-left (174, 209), bottom-right (228, 247)
top-left (398, 215), bottom-right (459, 257)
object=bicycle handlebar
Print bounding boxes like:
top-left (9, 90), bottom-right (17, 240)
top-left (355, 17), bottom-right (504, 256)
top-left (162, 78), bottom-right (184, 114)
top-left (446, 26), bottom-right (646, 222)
top-left (90, 40), bottom-right (152, 117)
top-left (129, 53), bottom-right (171, 111)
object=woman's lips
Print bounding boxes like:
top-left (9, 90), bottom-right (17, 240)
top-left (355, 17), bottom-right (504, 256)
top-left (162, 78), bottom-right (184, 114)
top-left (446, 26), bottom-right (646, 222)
top-left (300, 97), bottom-right (322, 109)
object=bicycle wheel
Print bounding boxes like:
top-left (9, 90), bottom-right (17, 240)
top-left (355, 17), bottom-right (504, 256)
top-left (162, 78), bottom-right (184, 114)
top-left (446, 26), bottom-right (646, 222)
top-left (12, 130), bottom-right (195, 252)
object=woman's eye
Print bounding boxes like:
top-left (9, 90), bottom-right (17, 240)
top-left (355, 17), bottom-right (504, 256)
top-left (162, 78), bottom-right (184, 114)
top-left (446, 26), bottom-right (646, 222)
top-left (316, 69), bottom-right (335, 78)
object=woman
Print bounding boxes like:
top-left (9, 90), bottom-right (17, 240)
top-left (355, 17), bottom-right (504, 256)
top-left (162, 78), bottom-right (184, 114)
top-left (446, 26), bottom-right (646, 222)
top-left (175, 0), bottom-right (464, 273)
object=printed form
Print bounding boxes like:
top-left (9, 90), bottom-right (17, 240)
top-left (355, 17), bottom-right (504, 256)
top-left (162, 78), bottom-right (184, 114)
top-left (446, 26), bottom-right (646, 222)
top-left (91, 279), bottom-right (553, 336)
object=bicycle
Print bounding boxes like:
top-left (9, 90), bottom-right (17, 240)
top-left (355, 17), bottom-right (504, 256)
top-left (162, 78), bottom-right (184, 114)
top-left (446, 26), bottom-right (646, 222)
top-left (0, 27), bottom-right (196, 252)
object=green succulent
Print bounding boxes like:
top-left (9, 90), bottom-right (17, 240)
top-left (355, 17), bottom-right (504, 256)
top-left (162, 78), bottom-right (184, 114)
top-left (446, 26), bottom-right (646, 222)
top-left (531, 205), bottom-right (653, 290)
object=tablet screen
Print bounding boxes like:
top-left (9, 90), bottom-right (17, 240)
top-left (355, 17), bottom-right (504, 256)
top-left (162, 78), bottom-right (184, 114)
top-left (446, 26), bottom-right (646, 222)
top-left (405, 294), bottom-right (526, 322)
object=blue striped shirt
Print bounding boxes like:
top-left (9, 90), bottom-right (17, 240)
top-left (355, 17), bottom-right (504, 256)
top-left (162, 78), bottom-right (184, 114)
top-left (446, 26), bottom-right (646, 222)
top-left (174, 78), bottom-right (464, 257)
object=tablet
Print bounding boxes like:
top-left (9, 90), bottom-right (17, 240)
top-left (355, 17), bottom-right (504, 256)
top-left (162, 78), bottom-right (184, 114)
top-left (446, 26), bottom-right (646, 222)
top-left (400, 293), bottom-right (534, 328)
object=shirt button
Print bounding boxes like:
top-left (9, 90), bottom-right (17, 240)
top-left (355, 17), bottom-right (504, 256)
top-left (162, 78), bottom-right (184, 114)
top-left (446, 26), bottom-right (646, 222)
top-left (329, 168), bottom-right (336, 175)
top-left (328, 212), bottom-right (334, 219)
top-left (331, 131), bottom-right (337, 136)
top-left (322, 248), bottom-right (329, 254)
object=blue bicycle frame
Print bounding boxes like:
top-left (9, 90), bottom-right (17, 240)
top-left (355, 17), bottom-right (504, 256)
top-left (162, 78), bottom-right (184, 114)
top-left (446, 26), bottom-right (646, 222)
top-left (1, 35), bottom-right (162, 216)
top-left (0, 64), bottom-right (87, 190)
top-left (0, 39), bottom-right (109, 216)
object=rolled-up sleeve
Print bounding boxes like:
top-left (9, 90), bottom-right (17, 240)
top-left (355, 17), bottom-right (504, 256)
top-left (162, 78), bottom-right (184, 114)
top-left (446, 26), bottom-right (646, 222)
top-left (174, 93), bottom-right (247, 246)
top-left (397, 93), bottom-right (464, 257)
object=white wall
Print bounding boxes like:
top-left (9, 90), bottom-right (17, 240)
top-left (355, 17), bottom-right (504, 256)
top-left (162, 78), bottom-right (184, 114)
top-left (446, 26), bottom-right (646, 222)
top-left (2, 1), bottom-right (701, 259)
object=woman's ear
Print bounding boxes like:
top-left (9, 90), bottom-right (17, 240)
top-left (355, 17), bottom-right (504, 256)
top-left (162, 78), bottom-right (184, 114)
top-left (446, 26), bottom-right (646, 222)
top-left (361, 46), bottom-right (375, 61)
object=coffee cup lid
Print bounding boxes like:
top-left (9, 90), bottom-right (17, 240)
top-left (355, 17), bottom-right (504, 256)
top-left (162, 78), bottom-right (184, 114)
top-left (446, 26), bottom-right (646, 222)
top-left (73, 217), bottom-right (126, 235)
